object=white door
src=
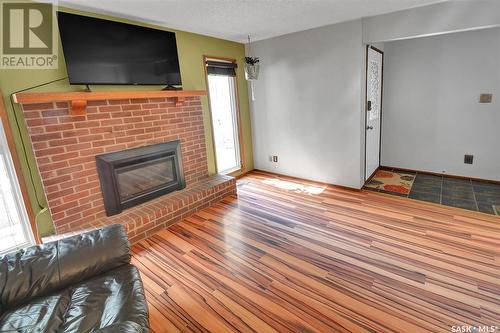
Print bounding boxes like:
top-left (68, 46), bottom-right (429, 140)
top-left (365, 46), bottom-right (383, 181)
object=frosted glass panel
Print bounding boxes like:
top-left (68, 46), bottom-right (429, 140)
top-left (369, 60), bottom-right (380, 121)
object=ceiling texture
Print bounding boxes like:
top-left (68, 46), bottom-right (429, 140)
top-left (59, 0), bottom-right (447, 43)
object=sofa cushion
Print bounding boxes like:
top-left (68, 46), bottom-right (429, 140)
top-left (94, 321), bottom-right (145, 333)
top-left (57, 225), bottom-right (131, 288)
top-left (0, 242), bottom-right (61, 312)
top-left (0, 264), bottom-right (148, 332)
top-left (61, 264), bottom-right (148, 332)
top-left (0, 225), bottom-right (130, 310)
top-left (0, 289), bottom-right (71, 333)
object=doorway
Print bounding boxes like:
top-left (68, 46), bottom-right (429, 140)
top-left (204, 56), bottom-right (244, 175)
top-left (364, 46), bottom-right (384, 182)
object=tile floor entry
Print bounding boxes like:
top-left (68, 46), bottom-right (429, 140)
top-left (365, 168), bottom-right (500, 215)
top-left (364, 169), bottom-right (415, 195)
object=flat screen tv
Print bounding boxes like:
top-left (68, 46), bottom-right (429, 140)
top-left (57, 12), bottom-right (182, 86)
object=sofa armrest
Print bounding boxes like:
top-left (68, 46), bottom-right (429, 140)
top-left (0, 224), bottom-right (130, 310)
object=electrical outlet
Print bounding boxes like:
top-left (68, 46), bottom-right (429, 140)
top-left (479, 93), bottom-right (492, 103)
top-left (272, 155), bottom-right (278, 163)
top-left (464, 154), bottom-right (473, 164)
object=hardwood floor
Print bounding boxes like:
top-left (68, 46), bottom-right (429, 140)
top-left (132, 170), bottom-right (500, 333)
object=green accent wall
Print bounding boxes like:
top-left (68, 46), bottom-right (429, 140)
top-left (0, 4), bottom-right (253, 237)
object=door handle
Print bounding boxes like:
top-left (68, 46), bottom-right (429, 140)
top-left (367, 100), bottom-right (372, 111)
top-left (366, 126), bottom-right (373, 130)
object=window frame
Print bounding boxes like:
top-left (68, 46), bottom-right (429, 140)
top-left (0, 93), bottom-right (39, 251)
top-left (203, 55), bottom-right (245, 176)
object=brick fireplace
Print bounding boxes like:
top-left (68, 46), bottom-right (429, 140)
top-left (19, 94), bottom-right (236, 243)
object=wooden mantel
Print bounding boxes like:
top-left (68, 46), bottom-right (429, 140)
top-left (13, 90), bottom-right (207, 115)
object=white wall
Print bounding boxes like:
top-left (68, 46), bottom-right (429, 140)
top-left (363, 0), bottom-right (500, 43)
top-left (381, 27), bottom-right (500, 181)
top-left (249, 20), bottom-right (366, 188)
top-left (248, 1), bottom-right (500, 187)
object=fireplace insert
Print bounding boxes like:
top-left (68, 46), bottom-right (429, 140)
top-left (95, 140), bottom-right (185, 216)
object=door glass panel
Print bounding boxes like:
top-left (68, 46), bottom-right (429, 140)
top-left (207, 74), bottom-right (241, 173)
top-left (0, 119), bottom-right (34, 254)
top-left (368, 59), bottom-right (380, 121)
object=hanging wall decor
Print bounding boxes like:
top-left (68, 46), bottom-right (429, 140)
top-left (245, 35), bottom-right (259, 101)
top-left (244, 56), bottom-right (260, 80)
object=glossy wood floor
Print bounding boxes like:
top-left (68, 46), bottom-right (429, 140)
top-left (132, 170), bottom-right (500, 333)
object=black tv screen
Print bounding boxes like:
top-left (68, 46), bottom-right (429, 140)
top-left (57, 12), bottom-right (182, 86)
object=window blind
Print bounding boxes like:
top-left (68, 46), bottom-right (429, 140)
top-left (206, 60), bottom-right (237, 77)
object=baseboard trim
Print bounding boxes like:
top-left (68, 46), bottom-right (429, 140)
top-left (233, 169), bottom-right (252, 179)
top-left (251, 169), bottom-right (362, 192)
top-left (364, 167), bottom-right (379, 184)
top-left (380, 165), bottom-right (500, 185)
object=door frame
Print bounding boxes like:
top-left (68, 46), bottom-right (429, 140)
top-left (364, 45), bottom-right (384, 183)
top-left (202, 55), bottom-right (245, 175)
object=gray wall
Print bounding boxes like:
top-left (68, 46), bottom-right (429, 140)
top-left (381, 27), bottom-right (500, 181)
top-left (248, 20), bottom-right (366, 188)
top-left (363, 0), bottom-right (500, 43)
top-left (248, 1), bottom-right (500, 188)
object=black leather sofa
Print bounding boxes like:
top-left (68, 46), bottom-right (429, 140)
top-left (0, 225), bottom-right (150, 332)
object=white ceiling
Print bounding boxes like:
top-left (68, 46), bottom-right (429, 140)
top-left (59, 0), bottom-right (447, 43)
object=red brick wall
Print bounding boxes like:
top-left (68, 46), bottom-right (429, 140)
top-left (21, 96), bottom-right (208, 233)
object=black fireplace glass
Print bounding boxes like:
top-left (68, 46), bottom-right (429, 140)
top-left (116, 156), bottom-right (176, 202)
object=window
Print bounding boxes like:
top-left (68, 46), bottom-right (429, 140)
top-left (0, 117), bottom-right (34, 254)
top-left (205, 57), bottom-right (243, 174)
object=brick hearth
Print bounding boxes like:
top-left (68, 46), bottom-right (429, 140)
top-left (20, 95), bottom-right (236, 241)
